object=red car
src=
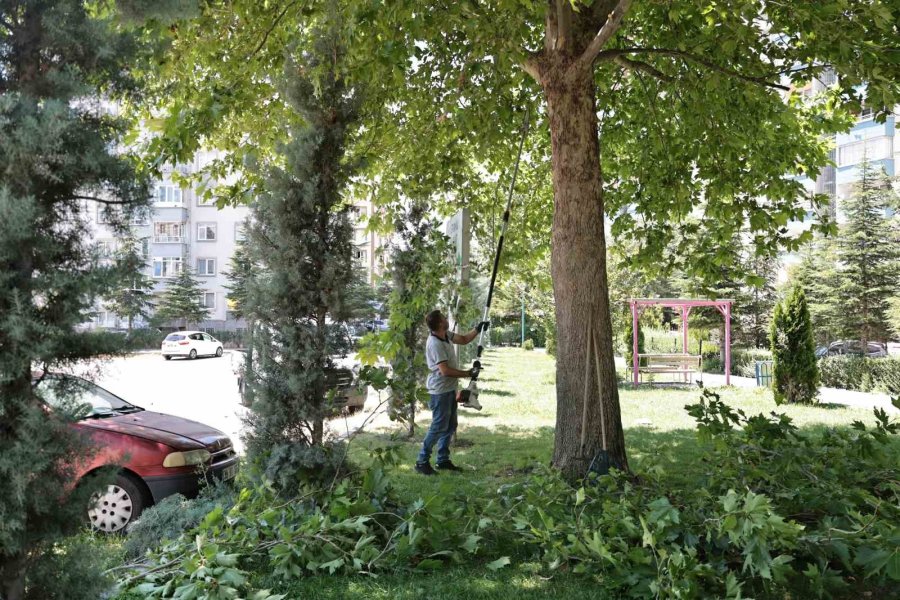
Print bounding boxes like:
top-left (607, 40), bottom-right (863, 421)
top-left (35, 373), bottom-right (239, 533)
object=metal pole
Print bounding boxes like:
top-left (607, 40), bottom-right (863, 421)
top-left (725, 302), bottom-right (732, 386)
top-left (475, 105), bottom-right (531, 359)
top-left (632, 301), bottom-right (639, 386)
top-left (521, 292), bottom-right (525, 346)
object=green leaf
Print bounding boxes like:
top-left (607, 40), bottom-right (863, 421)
top-left (575, 487), bottom-right (585, 506)
top-left (319, 558), bottom-right (345, 574)
top-left (416, 558), bottom-right (444, 571)
top-left (486, 556), bottom-right (511, 571)
top-left (461, 534), bottom-right (481, 553)
top-left (886, 551), bottom-right (900, 581)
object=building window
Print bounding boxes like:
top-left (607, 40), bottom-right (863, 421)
top-left (141, 238), bottom-right (150, 258)
top-left (97, 205), bottom-right (116, 224)
top-left (155, 184), bottom-right (183, 206)
top-left (97, 239), bottom-right (116, 258)
top-left (152, 257), bottom-right (182, 278)
top-left (838, 137), bottom-right (892, 167)
top-left (235, 221), bottom-right (246, 241)
top-left (200, 292), bottom-right (216, 309)
top-left (197, 223), bottom-right (217, 241)
top-left (355, 248), bottom-right (368, 263)
top-left (153, 222), bottom-right (185, 243)
top-left (197, 191), bottom-right (216, 206)
top-left (197, 257), bottom-right (216, 276)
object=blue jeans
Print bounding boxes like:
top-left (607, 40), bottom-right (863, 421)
top-left (417, 390), bottom-right (457, 465)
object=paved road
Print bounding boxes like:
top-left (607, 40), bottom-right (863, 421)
top-left (76, 351), bottom-right (386, 454)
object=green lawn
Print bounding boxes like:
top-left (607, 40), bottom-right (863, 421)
top-left (269, 348), bottom-right (886, 599)
top-left (348, 348), bottom-right (880, 502)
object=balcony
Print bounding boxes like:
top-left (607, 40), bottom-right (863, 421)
top-left (153, 235), bottom-right (186, 244)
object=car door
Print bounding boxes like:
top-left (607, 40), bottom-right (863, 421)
top-left (189, 333), bottom-right (204, 354)
top-left (204, 333), bottom-right (218, 355)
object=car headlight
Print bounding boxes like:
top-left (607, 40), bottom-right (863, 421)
top-left (163, 449), bottom-right (211, 468)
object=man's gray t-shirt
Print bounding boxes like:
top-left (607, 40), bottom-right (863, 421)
top-left (425, 332), bottom-right (458, 394)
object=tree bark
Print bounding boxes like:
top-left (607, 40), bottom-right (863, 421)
top-left (540, 62), bottom-right (628, 478)
top-left (0, 551), bottom-right (27, 600)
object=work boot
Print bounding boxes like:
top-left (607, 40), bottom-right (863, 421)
top-left (436, 461), bottom-right (463, 472)
top-left (415, 462), bottom-right (436, 476)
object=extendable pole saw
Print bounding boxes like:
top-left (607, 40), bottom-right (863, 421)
top-left (459, 106), bottom-right (531, 411)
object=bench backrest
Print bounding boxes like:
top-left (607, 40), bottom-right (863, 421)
top-left (640, 354), bottom-right (702, 366)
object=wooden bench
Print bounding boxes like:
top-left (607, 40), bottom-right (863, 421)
top-left (628, 353), bottom-right (702, 384)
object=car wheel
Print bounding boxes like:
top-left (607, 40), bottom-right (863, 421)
top-left (88, 474), bottom-right (146, 534)
top-left (216, 347), bottom-right (223, 357)
top-left (189, 349), bottom-right (197, 360)
top-left (163, 355), bottom-right (172, 361)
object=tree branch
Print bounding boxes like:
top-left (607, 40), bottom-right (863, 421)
top-left (555, 0), bottom-right (573, 50)
top-left (544, 0), bottom-right (559, 52)
top-left (614, 55), bottom-right (672, 82)
top-left (71, 195), bottom-right (135, 206)
top-left (596, 47), bottom-right (790, 91)
top-left (523, 53), bottom-right (542, 81)
top-left (572, 0), bottom-right (633, 72)
top-left (248, 1), bottom-right (299, 63)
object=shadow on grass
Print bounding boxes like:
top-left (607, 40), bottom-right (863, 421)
top-left (478, 388), bottom-right (514, 397)
top-left (256, 566), bottom-right (614, 600)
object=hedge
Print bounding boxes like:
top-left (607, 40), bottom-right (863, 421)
top-left (702, 348), bottom-right (773, 378)
top-left (818, 356), bottom-right (900, 395)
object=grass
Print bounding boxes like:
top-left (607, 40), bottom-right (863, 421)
top-left (273, 348), bottom-right (888, 599)
top-left (103, 348), bottom-right (891, 599)
top-left (260, 568), bottom-right (613, 599)
top-left (348, 348), bottom-right (882, 501)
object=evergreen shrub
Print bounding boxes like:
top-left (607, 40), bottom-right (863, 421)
top-left (770, 288), bottom-right (819, 404)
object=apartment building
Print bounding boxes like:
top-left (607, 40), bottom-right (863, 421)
top-left (783, 73), bottom-right (898, 276)
top-left (794, 72), bottom-right (897, 212)
top-left (350, 200), bottom-right (387, 285)
top-left (88, 156), bottom-right (385, 330)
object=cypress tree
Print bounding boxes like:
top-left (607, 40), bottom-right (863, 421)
top-left (241, 25), bottom-right (358, 491)
top-left (837, 158), bottom-right (900, 349)
top-left (770, 287), bottom-right (819, 404)
top-left (0, 2), bottom-right (152, 597)
top-left (378, 201), bottom-right (453, 437)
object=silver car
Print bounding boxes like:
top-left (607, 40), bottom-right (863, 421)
top-left (815, 340), bottom-right (888, 358)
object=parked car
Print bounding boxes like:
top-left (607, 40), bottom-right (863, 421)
top-left (162, 331), bottom-right (224, 360)
top-left (34, 373), bottom-right (239, 533)
top-left (231, 349), bottom-right (366, 414)
top-left (815, 340), bottom-right (888, 358)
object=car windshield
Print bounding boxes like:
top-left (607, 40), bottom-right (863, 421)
top-left (165, 334), bottom-right (185, 342)
top-left (34, 375), bottom-right (139, 419)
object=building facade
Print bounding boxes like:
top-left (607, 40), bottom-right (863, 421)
top-left (783, 74), bottom-right (898, 277)
top-left (88, 155), bottom-right (385, 330)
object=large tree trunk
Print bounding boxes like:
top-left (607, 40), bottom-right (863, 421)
top-left (0, 551), bottom-right (27, 600)
top-left (542, 64), bottom-right (628, 478)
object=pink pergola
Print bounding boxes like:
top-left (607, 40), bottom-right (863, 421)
top-left (629, 298), bottom-right (734, 386)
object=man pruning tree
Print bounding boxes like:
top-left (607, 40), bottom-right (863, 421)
top-left (415, 310), bottom-right (489, 475)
